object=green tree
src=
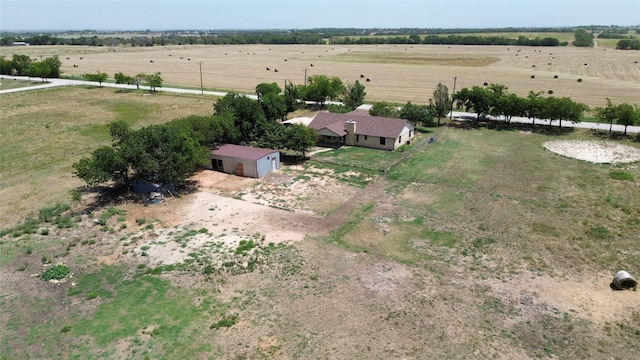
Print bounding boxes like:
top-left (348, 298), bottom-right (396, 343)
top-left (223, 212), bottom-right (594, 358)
top-left (252, 119), bottom-right (286, 149)
top-left (492, 93), bottom-right (526, 123)
top-left (615, 103), bottom-right (639, 135)
top-left (343, 80), bottom-right (366, 110)
top-left (573, 29), bottom-right (594, 47)
top-left (285, 124), bottom-right (317, 158)
top-left (27, 61), bottom-right (51, 82)
top-left (284, 81), bottom-right (302, 112)
top-left (85, 72), bottom-right (108, 86)
top-left (400, 101), bottom-right (432, 126)
top-left (255, 82), bottom-right (281, 100)
top-left (0, 56), bottom-right (12, 75)
top-left (523, 91), bottom-right (545, 126)
top-left (114, 72), bottom-right (135, 85)
top-left (11, 54), bottom-right (31, 76)
top-left (303, 75), bottom-right (345, 105)
top-left (73, 146), bottom-right (130, 186)
top-left (41, 56), bottom-right (61, 78)
top-left (544, 97), bottom-right (588, 128)
top-left (145, 72), bottom-right (163, 91)
top-left (430, 82), bottom-right (451, 126)
top-left (260, 92), bottom-right (288, 122)
top-left (594, 98), bottom-right (618, 133)
top-left (453, 86), bottom-right (494, 120)
top-left (134, 73), bottom-right (147, 89)
top-left (369, 102), bottom-right (400, 118)
top-left (214, 93), bottom-right (266, 143)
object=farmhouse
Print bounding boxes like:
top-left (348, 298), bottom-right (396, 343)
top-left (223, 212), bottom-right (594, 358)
top-left (307, 110), bottom-right (415, 151)
top-left (208, 144), bottom-right (280, 178)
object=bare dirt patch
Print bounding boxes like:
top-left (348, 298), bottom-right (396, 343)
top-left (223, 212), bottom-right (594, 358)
top-left (486, 271), bottom-right (639, 325)
top-left (543, 140), bottom-right (640, 164)
top-left (121, 167), bottom-right (362, 266)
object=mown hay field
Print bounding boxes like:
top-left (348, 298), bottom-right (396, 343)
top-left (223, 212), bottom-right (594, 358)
top-left (9, 43), bottom-right (640, 108)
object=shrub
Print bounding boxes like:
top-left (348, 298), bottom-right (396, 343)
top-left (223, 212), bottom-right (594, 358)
top-left (60, 325), bottom-right (71, 333)
top-left (609, 170), bottom-right (634, 181)
top-left (210, 314), bottom-right (238, 329)
top-left (40, 228), bottom-right (49, 236)
top-left (40, 264), bottom-right (71, 281)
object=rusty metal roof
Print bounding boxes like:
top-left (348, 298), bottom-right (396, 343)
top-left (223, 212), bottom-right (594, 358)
top-left (211, 144), bottom-right (278, 161)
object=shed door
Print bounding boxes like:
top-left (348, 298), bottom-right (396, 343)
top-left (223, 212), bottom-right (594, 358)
top-left (271, 157), bottom-right (277, 171)
top-left (235, 163), bottom-right (243, 177)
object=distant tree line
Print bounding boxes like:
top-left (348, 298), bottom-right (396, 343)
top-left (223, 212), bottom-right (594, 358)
top-left (5, 26), bottom-right (638, 47)
top-left (332, 34), bottom-right (564, 46)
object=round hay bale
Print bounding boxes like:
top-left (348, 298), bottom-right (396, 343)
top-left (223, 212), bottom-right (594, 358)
top-left (612, 270), bottom-right (637, 290)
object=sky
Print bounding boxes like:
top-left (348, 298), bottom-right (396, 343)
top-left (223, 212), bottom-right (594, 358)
top-left (1, 0), bottom-right (639, 32)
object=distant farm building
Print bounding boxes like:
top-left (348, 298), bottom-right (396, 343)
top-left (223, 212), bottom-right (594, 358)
top-left (12, 42), bottom-right (30, 46)
top-left (308, 110), bottom-right (415, 151)
top-left (208, 144), bottom-right (280, 178)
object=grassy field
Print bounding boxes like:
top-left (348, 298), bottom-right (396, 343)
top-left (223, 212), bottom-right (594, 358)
top-left (1, 45), bottom-right (640, 358)
top-left (0, 87), bottom-right (218, 227)
top-left (5, 43), bottom-right (640, 108)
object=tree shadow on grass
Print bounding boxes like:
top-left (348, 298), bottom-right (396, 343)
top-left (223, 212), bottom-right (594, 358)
top-left (590, 129), bottom-right (637, 141)
top-left (485, 121), bottom-right (575, 136)
top-left (77, 179), bottom-right (199, 216)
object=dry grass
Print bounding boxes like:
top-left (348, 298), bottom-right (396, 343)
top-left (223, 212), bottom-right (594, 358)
top-left (0, 87), bottom-right (217, 227)
top-left (10, 43), bottom-right (640, 107)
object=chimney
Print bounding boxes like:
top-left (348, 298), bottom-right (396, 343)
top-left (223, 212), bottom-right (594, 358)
top-left (345, 120), bottom-right (356, 146)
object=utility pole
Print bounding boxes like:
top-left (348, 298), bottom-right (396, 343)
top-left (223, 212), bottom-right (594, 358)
top-left (449, 76), bottom-right (457, 120)
top-left (199, 62), bottom-right (204, 95)
top-left (304, 68), bottom-right (307, 84)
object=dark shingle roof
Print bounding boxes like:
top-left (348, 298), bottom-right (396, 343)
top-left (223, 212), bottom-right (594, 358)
top-left (308, 112), bottom-right (410, 138)
top-left (211, 144), bottom-right (278, 161)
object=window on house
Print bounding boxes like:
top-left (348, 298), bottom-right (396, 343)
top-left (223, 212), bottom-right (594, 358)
top-left (380, 137), bottom-right (386, 145)
top-left (364, 135), bottom-right (368, 140)
top-left (399, 136), bottom-right (402, 143)
top-left (356, 134), bottom-right (359, 142)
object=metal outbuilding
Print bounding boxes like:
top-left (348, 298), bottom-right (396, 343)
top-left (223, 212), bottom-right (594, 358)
top-left (209, 144), bottom-right (280, 178)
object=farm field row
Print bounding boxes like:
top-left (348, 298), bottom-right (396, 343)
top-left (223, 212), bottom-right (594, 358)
top-left (6, 44), bottom-right (640, 108)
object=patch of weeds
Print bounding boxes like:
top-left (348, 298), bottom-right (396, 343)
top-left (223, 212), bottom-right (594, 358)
top-left (86, 290), bottom-right (100, 300)
top-left (55, 216), bottom-right (74, 229)
top-left (210, 314), bottom-right (238, 329)
top-left (40, 228), bottom-right (49, 236)
top-left (40, 264), bottom-right (71, 281)
top-left (39, 203), bottom-right (71, 223)
top-left (609, 170), bottom-right (634, 181)
top-left (136, 218), bottom-right (146, 225)
top-left (60, 325), bottom-right (72, 333)
top-left (472, 237), bottom-right (495, 248)
top-left (140, 245), bottom-right (150, 251)
top-left (98, 206), bottom-right (126, 225)
top-left (235, 240), bottom-right (257, 255)
top-left (421, 228), bottom-right (457, 248)
top-left (586, 225), bottom-right (611, 239)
